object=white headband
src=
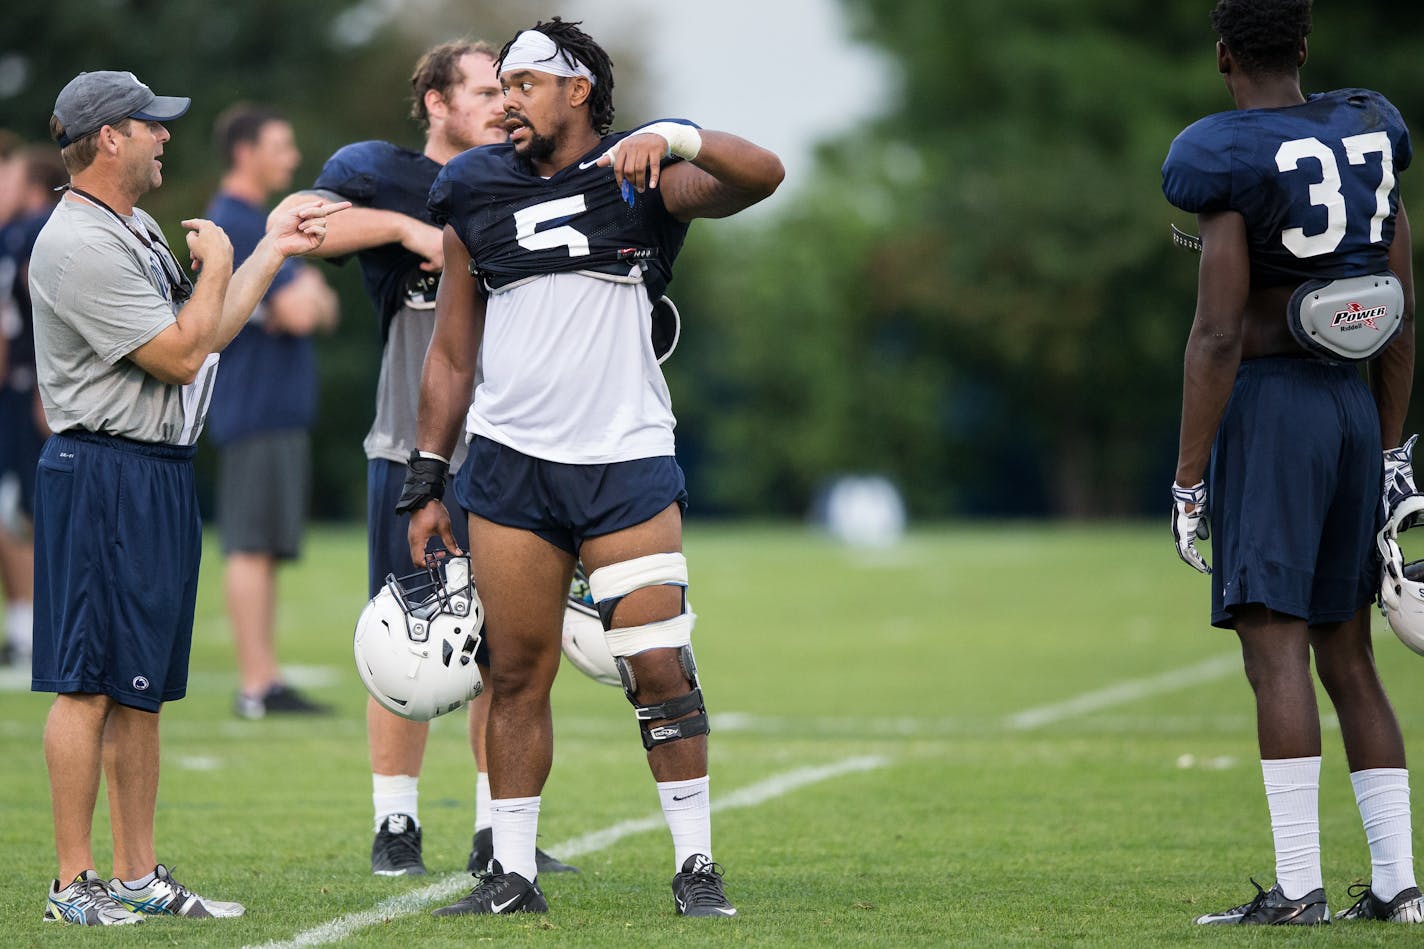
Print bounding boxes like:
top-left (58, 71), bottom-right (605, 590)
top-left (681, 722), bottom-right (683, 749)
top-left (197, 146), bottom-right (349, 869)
top-left (500, 30), bottom-right (596, 85)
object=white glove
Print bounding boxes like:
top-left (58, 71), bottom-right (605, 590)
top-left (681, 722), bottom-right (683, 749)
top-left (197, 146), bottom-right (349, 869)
top-left (1383, 433), bottom-right (1420, 520)
top-left (1171, 481), bottom-right (1211, 574)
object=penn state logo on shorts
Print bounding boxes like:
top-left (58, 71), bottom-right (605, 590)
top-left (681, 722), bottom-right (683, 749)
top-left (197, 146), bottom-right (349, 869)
top-left (132, 675), bottom-right (150, 691)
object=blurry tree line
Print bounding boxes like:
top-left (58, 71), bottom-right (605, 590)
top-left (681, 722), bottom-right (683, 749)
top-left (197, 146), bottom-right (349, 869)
top-left (0, 0), bottom-right (650, 519)
top-left (671, 0), bottom-right (1424, 518)
top-left (3, 1), bottom-right (1424, 519)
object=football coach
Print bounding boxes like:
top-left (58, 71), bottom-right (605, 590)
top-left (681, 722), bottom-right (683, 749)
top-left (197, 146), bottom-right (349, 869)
top-left (28, 69), bottom-right (346, 926)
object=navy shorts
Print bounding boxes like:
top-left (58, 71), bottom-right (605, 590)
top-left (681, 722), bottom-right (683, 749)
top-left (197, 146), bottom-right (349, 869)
top-left (0, 386), bottom-right (43, 517)
top-left (368, 457), bottom-right (486, 666)
top-left (1208, 357), bottom-right (1381, 628)
top-left (453, 435), bottom-right (688, 554)
top-left (31, 432), bottom-right (201, 711)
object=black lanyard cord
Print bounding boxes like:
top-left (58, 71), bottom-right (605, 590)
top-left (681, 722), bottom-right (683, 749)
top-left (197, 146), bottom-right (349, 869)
top-left (67, 186), bottom-right (192, 302)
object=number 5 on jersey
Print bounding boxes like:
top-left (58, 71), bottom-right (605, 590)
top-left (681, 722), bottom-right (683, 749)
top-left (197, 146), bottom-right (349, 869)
top-left (515, 196), bottom-right (590, 256)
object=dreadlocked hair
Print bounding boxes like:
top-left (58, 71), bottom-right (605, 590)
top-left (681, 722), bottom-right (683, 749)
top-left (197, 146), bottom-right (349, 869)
top-left (499, 17), bottom-right (615, 135)
top-left (1210, 0), bottom-right (1312, 76)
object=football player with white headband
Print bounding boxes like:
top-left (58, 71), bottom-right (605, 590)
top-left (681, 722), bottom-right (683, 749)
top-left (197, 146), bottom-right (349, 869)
top-left (403, 17), bottom-right (782, 919)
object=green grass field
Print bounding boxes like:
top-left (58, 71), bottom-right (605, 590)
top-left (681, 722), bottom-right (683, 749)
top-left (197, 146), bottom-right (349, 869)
top-left (3, 522), bottom-right (1424, 946)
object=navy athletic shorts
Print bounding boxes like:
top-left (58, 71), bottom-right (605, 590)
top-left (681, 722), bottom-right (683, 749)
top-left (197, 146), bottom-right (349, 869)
top-left (367, 457), bottom-right (472, 596)
top-left (31, 431), bottom-right (201, 711)
top-left (1207, 357), bottom-right (1382, 629)
top-left (368, 457), bottom-right (486, 667)
top-left (0, 386), bottom-right (43, 517)
top-left (453, 435), bottom-right (688, 554)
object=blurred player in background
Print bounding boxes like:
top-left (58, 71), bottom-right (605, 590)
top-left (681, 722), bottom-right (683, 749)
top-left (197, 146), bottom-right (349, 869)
top-left (269, 39), bottom-right (577, 878)
top-left (0, 142), bottom-right (64, 670)
top-left (1163, 0), bottom-right (1420, 926)
top-left (205, 103), bottom-right (339, 719)
top-left (408, 17), bottom-right (783, 917)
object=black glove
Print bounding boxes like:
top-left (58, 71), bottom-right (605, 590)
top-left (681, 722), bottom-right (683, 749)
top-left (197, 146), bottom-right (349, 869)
top-left (394, 450), bottom-right (449, 516)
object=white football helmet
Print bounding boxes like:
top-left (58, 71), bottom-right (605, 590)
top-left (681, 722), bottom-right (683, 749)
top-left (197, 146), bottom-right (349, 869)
top-left (561, 566), bottom-right (620, 687)
top-left (1377, 494), bottom-right (1424, 656)
top-left (354, 556), bottom-right (485, 720)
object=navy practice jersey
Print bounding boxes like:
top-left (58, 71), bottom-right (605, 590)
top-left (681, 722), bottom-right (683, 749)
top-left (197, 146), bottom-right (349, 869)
top-left (0, 210), bottom-right (50, 387)
top-left (312, 141), bottom-right (443, 339)
top-left (428, 123), bottom-right (695, 300)
top-left (1163, 88), bottom-right (1412, 287)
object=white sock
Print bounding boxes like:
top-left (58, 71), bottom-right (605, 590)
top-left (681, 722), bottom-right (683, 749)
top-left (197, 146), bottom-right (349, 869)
top-left (122, 869), bottom-right (156, 889)
top-left (491, 796), bottom-right (540, 882)
top-left (1261, 756), bottom-right (1322, 899)
top-left (7, 601), bottom-right (32, 655)
top-left (372, 773), bottom-right (419, 832)
top-left (657, 776), bottom-right (712, 871)
top-left (475, 771), bottom-right (492, 832)
top-left (1351, 767), bottom-right (1417, 901)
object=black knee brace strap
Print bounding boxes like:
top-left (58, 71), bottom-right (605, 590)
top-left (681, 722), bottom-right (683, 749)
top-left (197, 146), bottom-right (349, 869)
top-left (633, 687), bottom-right (710, 750)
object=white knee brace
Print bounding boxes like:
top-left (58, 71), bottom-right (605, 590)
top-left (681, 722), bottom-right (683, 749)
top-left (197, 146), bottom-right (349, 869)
top-left (587, 553), bottom-right (708, 750)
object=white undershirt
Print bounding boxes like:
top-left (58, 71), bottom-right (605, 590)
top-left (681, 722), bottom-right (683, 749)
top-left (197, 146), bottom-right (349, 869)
top-left (465, 272), bottom-right (675, 463)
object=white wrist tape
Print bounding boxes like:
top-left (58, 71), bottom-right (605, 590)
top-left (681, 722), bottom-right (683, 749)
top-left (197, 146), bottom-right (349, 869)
top-left (637, 122), bottom-right (702, 161)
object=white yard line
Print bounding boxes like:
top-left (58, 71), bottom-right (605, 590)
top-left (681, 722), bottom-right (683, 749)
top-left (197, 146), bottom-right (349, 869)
top-left (1003, 652), bottom-right (1241, 730)
top-left (245, 755), bottom-right (888, 949)
top-left (250, 650), bottom-right (1247, 947)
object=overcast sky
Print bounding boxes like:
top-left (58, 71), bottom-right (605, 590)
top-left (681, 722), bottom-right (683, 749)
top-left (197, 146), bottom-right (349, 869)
top-left (560, 0), bottom-right (890, 194)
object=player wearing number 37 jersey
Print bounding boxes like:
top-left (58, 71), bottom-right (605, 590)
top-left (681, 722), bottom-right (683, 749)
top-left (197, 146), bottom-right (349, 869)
top-left (1162, 0), bottom-right (1419, 928)
top-left (1165, 89), bottom-right (1410, 284)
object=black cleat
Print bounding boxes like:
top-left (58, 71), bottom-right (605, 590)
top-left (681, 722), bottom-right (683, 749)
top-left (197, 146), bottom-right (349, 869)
top-left (234, 683), bottom-right (331, 720)
top-left (1338, 883), bottom-right (1424, 922)
top-left (433, 860), bottom-right (548, 916)
top-left (671, 854), bottom-right (737, 917)
top-left (371, 814), bottom-right (426, 876)
top-left (1194, 879), bottom-right (1329, 925)
top-left (535, 846), bottom-right (578, 874)
top-left (467, 828), bottom-right (492, 873)
top-left (466, 827), bottom-right (578, 874)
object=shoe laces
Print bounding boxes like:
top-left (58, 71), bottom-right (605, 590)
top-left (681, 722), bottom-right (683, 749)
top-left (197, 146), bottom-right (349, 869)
top-left (154, 865), bottom-right (195, 901)
top-left (1226, 878), bottom-right (1270, 919)
top-left (73, 874), bottom-right (120, 907)
top-left (381, 824), bottom-right (422, 864)
top-left (680, 859), bottom-right (728, 903)
top-left (463, 866), bottom-right (518, 903)
top-left (1341, 881), bottom-right (1376, 917)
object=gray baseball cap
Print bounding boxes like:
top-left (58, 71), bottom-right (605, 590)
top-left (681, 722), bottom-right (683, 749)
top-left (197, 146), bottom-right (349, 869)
top-left (53, 70), bottom-right (190, 147)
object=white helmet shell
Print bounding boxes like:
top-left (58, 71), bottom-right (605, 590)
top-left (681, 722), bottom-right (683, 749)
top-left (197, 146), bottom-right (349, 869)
top-left (1377, 494), bottom-right (1424, 657)
top-left (561, 599), bottom-right (620, 687)
top-left (354, 557), bottom-right (485, 720)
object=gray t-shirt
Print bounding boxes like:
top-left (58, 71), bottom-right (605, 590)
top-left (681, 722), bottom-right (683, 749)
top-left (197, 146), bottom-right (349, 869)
top-left (362, 301), bottom-right (470, 471)
top-left (29, 198), bottom-right (215, 446)
top-left (301, 184), bottom-right (471, 471)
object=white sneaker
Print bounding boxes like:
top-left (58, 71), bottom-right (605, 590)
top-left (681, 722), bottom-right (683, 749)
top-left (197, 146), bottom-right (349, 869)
top-left (107, 864), bottom-right (245, 918)
top-left (43, 870), bottom-right (145, 925)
